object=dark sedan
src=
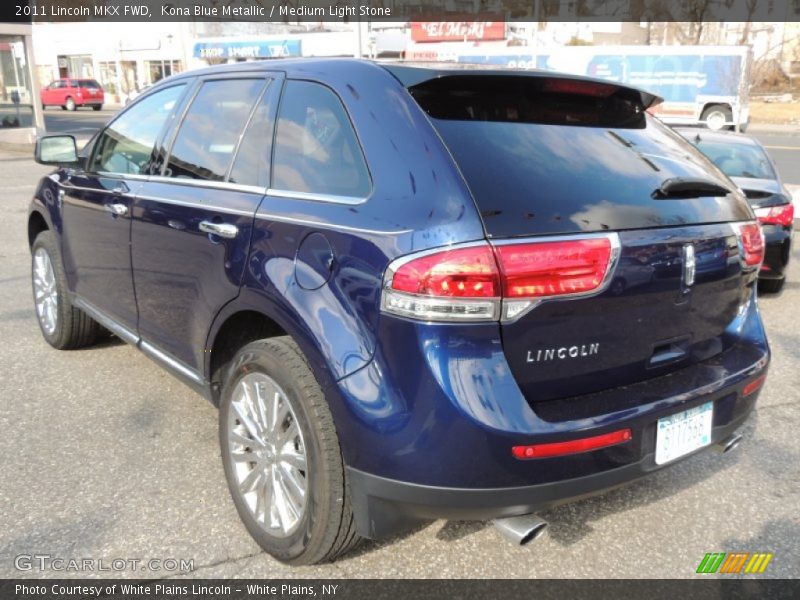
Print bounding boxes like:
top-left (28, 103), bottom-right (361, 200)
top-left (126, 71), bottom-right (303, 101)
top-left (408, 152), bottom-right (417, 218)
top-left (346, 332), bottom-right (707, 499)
top-left (678, 128), bottom-right (794, 293)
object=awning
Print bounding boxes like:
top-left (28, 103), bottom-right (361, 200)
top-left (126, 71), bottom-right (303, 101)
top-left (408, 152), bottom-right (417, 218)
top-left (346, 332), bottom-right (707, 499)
top-left (193, 39), bottom-right (302, 60)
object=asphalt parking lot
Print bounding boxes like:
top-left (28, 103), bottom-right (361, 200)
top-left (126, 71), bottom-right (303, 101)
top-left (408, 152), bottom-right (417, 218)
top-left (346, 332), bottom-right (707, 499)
top-left (0, 155), bottom-right (798, 579)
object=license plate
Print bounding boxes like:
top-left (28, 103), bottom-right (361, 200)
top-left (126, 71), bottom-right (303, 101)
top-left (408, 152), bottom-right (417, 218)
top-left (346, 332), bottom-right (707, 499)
top-left (655, 402), bottom-right (713, 465)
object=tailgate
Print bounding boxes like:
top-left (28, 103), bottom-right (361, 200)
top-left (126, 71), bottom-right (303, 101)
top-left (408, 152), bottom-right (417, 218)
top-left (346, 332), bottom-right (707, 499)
top-left (404, 70), bottom-right (758, 401)
top-left (499, 224), bottom-right (751, 401)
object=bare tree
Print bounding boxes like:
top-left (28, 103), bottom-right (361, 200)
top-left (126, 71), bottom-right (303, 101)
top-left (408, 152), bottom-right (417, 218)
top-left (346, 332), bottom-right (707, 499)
top-left (738, 0), bottom-right (760, 45)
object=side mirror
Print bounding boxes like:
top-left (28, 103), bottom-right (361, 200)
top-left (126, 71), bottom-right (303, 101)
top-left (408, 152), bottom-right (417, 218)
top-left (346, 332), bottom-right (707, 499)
top-left (35, 135), bottom-right (80, 167)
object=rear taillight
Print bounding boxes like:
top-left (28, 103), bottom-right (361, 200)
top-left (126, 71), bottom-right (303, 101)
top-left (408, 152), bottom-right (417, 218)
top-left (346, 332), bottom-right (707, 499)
top-left (754, 203), bottom-right (794, 227)
top-left (732, 222), bottom-right (765, 269)
top-left (381, 234), bottom-right (619, 322)
top-left (495, 238), bottom-right (613, 298)
top-left (382, 244), bottom-right (501, 321)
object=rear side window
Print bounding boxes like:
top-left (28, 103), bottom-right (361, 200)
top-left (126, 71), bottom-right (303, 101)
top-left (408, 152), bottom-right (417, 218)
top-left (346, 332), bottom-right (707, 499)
top-left (229, 81), bottom-right (277, 188)
top-left (411, 75), bottom-right (749, 237)
top-left (272, 80), bottom-right (370, 199)
top-left (90, 84), bottom-right (185, 175)
top-left (165, 79), bottom-right (265, 181)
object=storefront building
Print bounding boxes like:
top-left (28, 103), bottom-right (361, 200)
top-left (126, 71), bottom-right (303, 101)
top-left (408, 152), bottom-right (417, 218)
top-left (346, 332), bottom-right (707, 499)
top-left (0, 22), bottom-right (43, 147)
top-left (33, 22), bottom-right (193, 105)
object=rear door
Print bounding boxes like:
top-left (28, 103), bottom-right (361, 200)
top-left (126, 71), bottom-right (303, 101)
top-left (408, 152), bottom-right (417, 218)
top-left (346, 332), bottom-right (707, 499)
top-left (41, 81), bottom-right (58, 105)
top-left (408, 73), bottom-right (756, 401)
top-left (131, 72), bottom-right (282, 374)
top-left (60, 83), bottom-right (188, 332)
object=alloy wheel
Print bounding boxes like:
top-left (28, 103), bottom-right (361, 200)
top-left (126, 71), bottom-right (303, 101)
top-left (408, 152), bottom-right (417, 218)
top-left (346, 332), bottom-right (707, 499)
top-left (33, 247), bottom-right (58, 335)
top-left (226, 372), bottom-right (308, 538)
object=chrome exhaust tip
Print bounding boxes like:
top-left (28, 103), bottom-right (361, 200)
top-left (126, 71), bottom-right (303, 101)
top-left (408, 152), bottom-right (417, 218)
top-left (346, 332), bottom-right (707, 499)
top-left (493, 514), bottom-right (548, 546)
top-left (714, 433), bottom-right (743, 454)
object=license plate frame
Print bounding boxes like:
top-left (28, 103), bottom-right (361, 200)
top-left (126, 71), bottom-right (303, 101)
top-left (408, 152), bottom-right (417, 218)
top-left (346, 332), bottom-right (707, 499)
top-left (655, 401), bottom-right (713, 465)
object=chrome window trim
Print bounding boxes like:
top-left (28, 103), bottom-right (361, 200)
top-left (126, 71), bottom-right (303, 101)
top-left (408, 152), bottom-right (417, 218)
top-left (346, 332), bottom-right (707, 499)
top-left (94, 172), bottom-right (148, 181)
top-left (59, 181), bottom-right (129, 196)
top-left (62, 179), bottom-right (264, 217)
top-left (145, 175), bottom-right (265, 195)
top-left (267, 188), bottom-right (368, 206)
top-left (136, 194), bottom-right (255, 217)
top-left (255, 211), bottom-right (412, 236)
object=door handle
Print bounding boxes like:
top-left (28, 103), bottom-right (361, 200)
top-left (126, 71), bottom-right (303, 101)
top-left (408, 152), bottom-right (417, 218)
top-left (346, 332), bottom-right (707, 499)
top-left (199, 221), bottom-right (238, 239)
top-left (105, 203), bottom-right (129, 217)
top-left (111, 183), bottom-right (129, 195)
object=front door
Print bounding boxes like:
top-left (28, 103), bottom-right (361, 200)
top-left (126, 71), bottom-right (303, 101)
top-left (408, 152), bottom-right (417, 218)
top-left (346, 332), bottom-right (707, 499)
top-left (60, 83), bottom-right (188, 331)
top-left (132, 74), bottom-right (281, 373)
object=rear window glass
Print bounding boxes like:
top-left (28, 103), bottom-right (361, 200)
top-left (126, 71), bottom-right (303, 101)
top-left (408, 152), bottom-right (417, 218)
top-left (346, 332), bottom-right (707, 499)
top-left (79, 79), bottom-right (101, 89)
top-left (411, 75), bottom-right (750, 237)
top-left (693, 140), bottom-right (775, 180)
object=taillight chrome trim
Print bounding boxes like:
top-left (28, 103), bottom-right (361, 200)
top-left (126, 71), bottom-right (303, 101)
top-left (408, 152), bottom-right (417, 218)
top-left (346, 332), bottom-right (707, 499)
top-left (379, 233), bottom-right (621, 324)
top-left (492, 232), bottom-right (621, 322)
top-left (730, 221), bottom-right (765, 272)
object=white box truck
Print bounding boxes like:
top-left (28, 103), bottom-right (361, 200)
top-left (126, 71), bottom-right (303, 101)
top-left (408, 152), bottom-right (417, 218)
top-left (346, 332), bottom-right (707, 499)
top-left (430, 45), bottom-right (752, 131)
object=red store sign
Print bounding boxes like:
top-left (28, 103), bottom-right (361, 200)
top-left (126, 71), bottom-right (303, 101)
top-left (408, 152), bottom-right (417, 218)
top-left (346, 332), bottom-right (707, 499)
top-left (411, 21), bottom-right (506, 43)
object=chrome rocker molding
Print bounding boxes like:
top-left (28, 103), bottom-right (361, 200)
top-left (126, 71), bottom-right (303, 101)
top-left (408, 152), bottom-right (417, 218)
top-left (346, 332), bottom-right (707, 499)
top-left (71, 295), bottom-right (207, 393)
top-left (72, 296), bottom-right (138, 346)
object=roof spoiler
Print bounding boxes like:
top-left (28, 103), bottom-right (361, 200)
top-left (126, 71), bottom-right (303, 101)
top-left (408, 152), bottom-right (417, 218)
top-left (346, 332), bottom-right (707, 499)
top-left (382, 64), bottom-right (663, 110)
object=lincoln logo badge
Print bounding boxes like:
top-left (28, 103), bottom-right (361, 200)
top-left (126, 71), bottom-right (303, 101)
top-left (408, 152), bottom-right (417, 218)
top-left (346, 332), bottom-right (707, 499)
top-left (527, 343), bottom-right (600, 363)
top-left (683, 244), bottom-right (696, 287)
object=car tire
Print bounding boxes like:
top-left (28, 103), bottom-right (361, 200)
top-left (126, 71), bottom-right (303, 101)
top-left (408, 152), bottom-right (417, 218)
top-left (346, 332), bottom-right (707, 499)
top-left (31, 231), bottom-right (101, 350)
top-left (701, 105), bottom-right (733, 131)
top-left (219, 337), bottom-right (360, 565)
top-left (758, 277), bottom-right (785, 294)
top-left (93, 105), bottom-right (102, 111)
top-left (65, 97), bottom-right (76, 111)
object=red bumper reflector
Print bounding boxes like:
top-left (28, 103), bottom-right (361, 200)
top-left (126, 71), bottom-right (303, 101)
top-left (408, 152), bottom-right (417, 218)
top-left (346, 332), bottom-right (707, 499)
top-left (743, 374), bottom-right (766, 397)
top-left (512, 428), bottom-right (632, 460)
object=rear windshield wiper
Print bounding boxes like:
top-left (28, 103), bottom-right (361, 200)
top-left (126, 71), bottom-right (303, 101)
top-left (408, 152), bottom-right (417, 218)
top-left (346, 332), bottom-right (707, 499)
top-left (652, 177), bottom-right (731, 199)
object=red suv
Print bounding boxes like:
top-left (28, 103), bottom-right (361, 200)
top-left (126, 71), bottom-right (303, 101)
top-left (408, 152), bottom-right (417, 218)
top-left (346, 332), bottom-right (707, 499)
top-left (40, 78), bottom-right (104, 111)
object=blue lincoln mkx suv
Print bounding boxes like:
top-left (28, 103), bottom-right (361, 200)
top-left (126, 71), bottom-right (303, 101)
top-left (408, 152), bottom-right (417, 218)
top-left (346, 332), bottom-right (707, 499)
top-left (29, 59), bottom-right (769, 564)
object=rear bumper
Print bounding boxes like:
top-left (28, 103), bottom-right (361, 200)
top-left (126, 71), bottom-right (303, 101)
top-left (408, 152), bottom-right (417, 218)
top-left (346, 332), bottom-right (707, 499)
top-left (348, 399), bottom-right (758, 539)
top-left (337, 288), bottom-right (769, 540)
